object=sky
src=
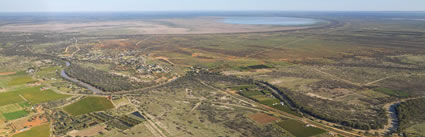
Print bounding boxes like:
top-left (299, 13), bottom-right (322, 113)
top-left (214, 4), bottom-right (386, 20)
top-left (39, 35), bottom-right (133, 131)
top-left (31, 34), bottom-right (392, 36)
top-left (1, 0), bottom-right (425, 12)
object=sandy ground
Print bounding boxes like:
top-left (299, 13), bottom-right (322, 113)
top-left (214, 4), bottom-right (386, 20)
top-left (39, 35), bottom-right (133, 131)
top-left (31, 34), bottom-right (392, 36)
top-left (12, 117), bottom-right (31, 131)
top-left (306, 92), bottom-right (334, 101)
top-left (0, 17), bottom-right (310, 34)
top-left (23, 115), bottom-right (48, 129)
top-left (68, 124), bottom-right (106, 137)
top-left (0, 125), bottom-right (12, 136)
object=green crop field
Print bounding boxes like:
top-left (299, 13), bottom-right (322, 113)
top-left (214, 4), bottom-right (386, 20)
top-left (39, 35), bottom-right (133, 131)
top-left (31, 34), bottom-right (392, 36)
top-left (277, 119), bottom-right (326, 137)
top-left (12, 124), bottom-right (50, 137)
top-left (0, 91), bottom-right (25, 106)
top-left (240, 90), bottom-right (264, 97)
top-left (2, 110), bottom-right (28, 120)
top-left (63, 96), bottom-right (115, 116)
top-left (6, 72), bottom-right (36, 87)
top-left (374, 87), bottom-right (409, 97)
top-left (20, 88), bottom-right (70, 104)
top-left (236, 87), bottom-right (301, 117)
top-left (259, 99), bottom-right (301, 117)
top-left (0, 86), bottom-right (70, 106)
top-left (18, 102), bottom-right (31, 108)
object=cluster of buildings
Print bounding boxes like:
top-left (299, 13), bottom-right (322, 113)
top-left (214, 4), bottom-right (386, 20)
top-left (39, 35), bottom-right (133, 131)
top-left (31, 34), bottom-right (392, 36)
top-left (136, 64), bottom-right (169, 74)
top-left (68, 50), bottom-right (171, 74)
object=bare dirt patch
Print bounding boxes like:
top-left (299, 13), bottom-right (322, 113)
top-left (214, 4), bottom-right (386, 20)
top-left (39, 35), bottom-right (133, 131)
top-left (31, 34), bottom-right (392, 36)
top-left (68, 124), bottom-right (106, 137)
top-left (154, 57), bottom-right (175, 66)
top-left (96, 39), bottom-right (136, 49)
top-left (248, 113), bottom-right (279, 125)
top-left (11, 116), bottom-right (31, 132)
top-left (23, 115), bottom-right (49, 129)
top-left (0, 124), bottom-right (12, 136)
top-left (306, 92), bottom-right (334, 101)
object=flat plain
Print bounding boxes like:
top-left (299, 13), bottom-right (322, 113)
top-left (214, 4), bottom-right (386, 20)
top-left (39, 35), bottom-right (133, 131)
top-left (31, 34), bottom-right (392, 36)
top-left (0, 12), bottom-right (425, 137)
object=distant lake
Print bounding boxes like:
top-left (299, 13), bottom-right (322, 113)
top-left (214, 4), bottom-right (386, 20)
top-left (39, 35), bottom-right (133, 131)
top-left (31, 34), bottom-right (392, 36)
top-left (219, 17), bottom-right (319, 26)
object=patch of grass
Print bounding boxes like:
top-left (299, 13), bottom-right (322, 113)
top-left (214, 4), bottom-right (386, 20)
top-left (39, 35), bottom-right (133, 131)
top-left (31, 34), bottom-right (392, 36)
top-left (234, 86), bottom-right (301, 117)
top-left (394, 54), bottom-right (425, 65)
top-left (18, 102), bottom-right (31, 108)
top-left (240, 90), bottom-right (264, 97)
top-left (2, 110), bottom-right (28, 120)
top-left (250, 95), bottom-right (273, 101)
top-left (63, 96), bottom-right (115, 116)
top-left (259, 99), bottom-right (301, 117)
top-left (229, 85), bottom-right (257, 91)
top-left (36, 67), bottom-right (60, 77)
top-left (276, 119), bottom-right (326, 137)
top-left (0, 113), bottom-right (5, 121)
top-left (7, 74), bottom-right (35, 87)
top-left (12, 124), bottom-right (50, 137)
top-left (405, 122), bottom-right (425, 137)
top-left (375, 87), bottom-right (409, 97)
top-left (240, 64), bottom-right (272, 70)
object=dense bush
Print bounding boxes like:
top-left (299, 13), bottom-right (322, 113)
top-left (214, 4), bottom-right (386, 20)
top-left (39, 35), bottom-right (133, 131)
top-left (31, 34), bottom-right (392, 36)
top-left (189, 71), bottom-right (388, 130)
top-left (396, 98), bottom-right (425, 132)
top-left (65, 64), bottom-right (151, 92)
top-left (286, 91), bottom-right (387, 130)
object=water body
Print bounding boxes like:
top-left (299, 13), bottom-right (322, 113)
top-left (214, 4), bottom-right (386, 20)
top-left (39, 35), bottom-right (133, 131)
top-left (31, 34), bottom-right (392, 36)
top-left (388, 103), bottom-right (400, 134)
top-left (60, 62), bottom-right (104, 94)
top-left (219, 17), bottom-right (319, 26)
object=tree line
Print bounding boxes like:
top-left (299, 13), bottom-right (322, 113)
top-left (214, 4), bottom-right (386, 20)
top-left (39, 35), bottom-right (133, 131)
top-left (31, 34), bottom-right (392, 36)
top-left (396, 98), bottom-right (425, 136)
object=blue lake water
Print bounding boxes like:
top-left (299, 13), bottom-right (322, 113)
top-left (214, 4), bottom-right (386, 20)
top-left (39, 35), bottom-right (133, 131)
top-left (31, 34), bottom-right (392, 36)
top-left (219, 17), bottom-right (318, 26)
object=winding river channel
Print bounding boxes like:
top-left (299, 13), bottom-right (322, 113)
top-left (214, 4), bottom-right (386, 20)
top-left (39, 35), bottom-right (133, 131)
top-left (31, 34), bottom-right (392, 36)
top-left (383, 96), bottom-right (425, 135)
top-left (60, 61), bottom-right (104, 94)
top-left (387, 103), bottom-right (400, 134)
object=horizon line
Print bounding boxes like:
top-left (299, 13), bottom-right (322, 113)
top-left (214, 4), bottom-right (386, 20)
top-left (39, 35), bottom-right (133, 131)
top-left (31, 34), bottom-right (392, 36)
top-left (0, 10), bottom-right (425, 13)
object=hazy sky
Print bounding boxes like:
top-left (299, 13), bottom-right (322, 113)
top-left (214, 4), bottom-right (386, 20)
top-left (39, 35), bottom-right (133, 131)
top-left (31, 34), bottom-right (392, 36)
top-left (1, 0), bottom-right (425, 12)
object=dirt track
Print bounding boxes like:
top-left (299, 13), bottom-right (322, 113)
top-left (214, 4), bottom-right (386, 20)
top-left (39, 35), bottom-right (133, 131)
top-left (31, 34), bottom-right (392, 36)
top-left (0, 72), bottom-right (16, 76)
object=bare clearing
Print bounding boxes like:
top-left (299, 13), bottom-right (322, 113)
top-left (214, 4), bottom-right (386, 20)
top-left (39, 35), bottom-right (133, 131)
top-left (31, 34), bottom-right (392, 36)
top-left (248, 113), bottom-right (279, 125)
top-left (68, 124), bottom-right (106, 137)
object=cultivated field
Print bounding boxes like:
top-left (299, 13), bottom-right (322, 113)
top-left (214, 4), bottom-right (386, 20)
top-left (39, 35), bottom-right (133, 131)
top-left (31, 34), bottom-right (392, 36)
top-left (12, 124), bottom-right (50, 137)
top-left (277, 119), bottom-right (327, 137)
top-left (0, 86), bottom-right (70, 105)
top-left (3, 72), bottom-right (36, 87)
top-left (63, 96), bottom-right (115, 116)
